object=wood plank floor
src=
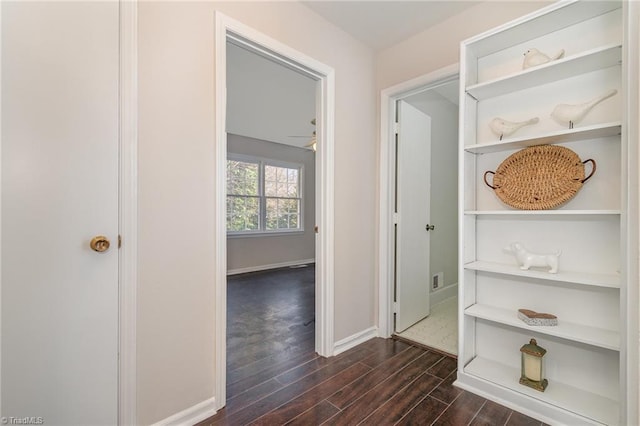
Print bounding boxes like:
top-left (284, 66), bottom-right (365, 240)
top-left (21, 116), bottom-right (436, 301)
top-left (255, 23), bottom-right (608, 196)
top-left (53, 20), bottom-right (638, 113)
top-left (198, 266), bottom-right (545, 426)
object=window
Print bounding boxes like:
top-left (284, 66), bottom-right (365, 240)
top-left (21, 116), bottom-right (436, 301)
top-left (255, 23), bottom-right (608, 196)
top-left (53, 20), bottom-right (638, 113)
top-left (227, 155), bottom-right (303, 235)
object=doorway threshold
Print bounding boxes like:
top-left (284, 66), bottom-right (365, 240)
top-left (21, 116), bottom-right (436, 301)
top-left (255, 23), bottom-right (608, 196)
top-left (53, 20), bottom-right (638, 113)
top-left (394, 296), bottom-right (458, 357)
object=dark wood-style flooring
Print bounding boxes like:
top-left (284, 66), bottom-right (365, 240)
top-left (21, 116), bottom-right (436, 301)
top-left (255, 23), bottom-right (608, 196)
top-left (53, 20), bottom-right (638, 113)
top-left (197, 266), bottom-right (545, 426)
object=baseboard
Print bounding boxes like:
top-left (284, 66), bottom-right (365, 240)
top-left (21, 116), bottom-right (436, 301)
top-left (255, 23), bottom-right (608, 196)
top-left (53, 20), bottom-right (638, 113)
top-left (431, 282), bottom-right (458, 307)
top-left (151, 397), bottom-right (216, 426)
top-left (333, 326), bottom-right (378, 356)
top-left (227, 258), bottom-right (315, 276)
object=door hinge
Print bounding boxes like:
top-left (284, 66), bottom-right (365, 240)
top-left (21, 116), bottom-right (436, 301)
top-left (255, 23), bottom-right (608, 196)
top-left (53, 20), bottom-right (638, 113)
top-left (118, 235), bottom-right (122, 249)
top-left (314, 225), bottom-right (319, 234)
top-left (393, 122), bottom-right (399, 134)
top-left (393, 213), bottom-right (399, 224)
top-left (393, 302), bottom-right (398, 313)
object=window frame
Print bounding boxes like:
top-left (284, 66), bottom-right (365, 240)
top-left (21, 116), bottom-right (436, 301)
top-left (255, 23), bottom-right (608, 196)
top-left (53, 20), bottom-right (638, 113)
top-left (227, 153), bottom-right (304, 237)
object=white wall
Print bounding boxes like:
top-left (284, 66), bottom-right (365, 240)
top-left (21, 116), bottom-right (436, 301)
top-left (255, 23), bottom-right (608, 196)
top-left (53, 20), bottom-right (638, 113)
top-left (137, 3), bottom-right (217, 422)
top-left (227, 134), bottom-right (315, 273)
top-left (405, 90), bottom-right (458, 295)
top-left (375, 1), bottom-right (552, 91)
top-left (137, 2), bottom-right (376, 424)
top-left (226, 42), bottom-right (317, 147)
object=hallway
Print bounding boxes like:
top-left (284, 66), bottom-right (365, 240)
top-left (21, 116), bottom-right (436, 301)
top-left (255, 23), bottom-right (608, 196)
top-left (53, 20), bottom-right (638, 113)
top-left (200, 267), bottom-right (543, 425)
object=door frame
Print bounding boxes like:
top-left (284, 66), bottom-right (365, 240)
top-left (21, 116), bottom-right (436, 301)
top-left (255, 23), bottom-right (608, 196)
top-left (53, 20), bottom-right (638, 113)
top-left (214, 12), bottom-right (336, 408)
top-left (0, 1), bottom-right (138, 423)
top-left (377, 64), bottom-right (458, 337)
top-left (118, 1), bottom-right (138, 425)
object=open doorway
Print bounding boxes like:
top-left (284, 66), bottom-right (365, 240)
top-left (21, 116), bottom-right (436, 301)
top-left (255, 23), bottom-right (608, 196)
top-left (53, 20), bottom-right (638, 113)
top-left (224, 39), bottom-right (318, 401)
top-left (213, 13), bottom-right (336, 408)
top-left (379, 67), bottom-right (459, 356)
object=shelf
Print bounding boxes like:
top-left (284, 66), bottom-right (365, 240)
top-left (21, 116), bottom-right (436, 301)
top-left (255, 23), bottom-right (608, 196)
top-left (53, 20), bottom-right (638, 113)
top-left (458, 2), bottom-right (631, 424)
top-left (465, 304), bottom-right (620, 351)
top-left (464, 121), bottom-right (621, 154)
top-left (463, 357), bottom-right (619, 426)
top-left (467, 44), bottom-right (622, 100)
top-left (464, 260), bottom-right (620, 289)
top-left (464, 210), bottom-right (621, 216)
top-left (466, 1), bottom-right (621, 58)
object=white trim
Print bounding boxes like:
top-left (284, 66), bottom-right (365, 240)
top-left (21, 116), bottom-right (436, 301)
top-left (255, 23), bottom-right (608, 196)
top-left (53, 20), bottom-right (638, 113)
top-left (622, 2), bottom-right (640, 424)
top-left (454, 373), bottom-right (576, 426)
top-left (118, 1), bottom-right (138, 425)
top-left (214, 13), bottom-right (228, 411)
top-left (150, 397), bottom-right (217, 426)
top-left (227, 259), bottom-right (315, 276)
top-left (430, 283), bottom-right (458, 307)
top-left (214, 12), bottom-right (336, 411)
top-left (378, 85), bottom-right (393, 339)
top-left (314, 53), bottom-right (336, 360)
top-left (333, 326), bottom-right (378, 356)
top-left (0, 2), bottom-right (3, 417)
top-left (377, 64), bottom-right (459, 338)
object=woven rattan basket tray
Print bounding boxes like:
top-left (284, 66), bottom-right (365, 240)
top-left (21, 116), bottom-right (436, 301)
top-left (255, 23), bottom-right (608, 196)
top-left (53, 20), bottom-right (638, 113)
top-left (484, 145), bottom-right (596, 210)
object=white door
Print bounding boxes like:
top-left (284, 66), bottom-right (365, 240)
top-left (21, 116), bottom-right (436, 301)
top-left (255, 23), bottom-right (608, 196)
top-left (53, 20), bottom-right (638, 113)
top-left (395, 100), bottom-right (431, 332)
top-left (2, 3), bottom-right (119, 424)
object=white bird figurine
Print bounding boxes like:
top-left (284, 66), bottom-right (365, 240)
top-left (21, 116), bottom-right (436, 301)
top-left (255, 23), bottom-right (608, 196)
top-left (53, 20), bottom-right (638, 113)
top-left (523, 48), bottom-right (565, 69)
top-left (551, 89), bottom-right (618, 129)
top-left (489, 117), bottom-right (539, 140)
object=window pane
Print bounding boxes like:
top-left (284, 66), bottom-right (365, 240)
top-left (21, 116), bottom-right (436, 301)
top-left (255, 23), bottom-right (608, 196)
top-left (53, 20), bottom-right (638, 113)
top-left (227, 160), bottom-right (259, 196)
top-left (265, 180), bottom-right (276, 196)
top-left (266, 197), bottom-right (300, 230)
top-left (264, 165), bottom-right (277, 196)
top-left (287, 181), bottom-right (298, 197)
top-left (265, 165), bottom-right (299, 198)
top-left (265, 198), bottom-right (278, 230)
top-left (288, 169), bottom-right (298, 183)
top-left (226, 195), bottom-right (259, 231)
top-left (264, 165), bottom-right (276, 183)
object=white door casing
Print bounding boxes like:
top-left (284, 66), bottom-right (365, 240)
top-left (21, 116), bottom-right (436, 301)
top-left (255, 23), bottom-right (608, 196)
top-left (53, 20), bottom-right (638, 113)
top-left (2, 2), bottom-right (120, 424)
top-left (395, 100), bottom-right (431, 332)
top-left (378, 65), bottom-right (459, 338)
top-left (118, 1), bottom-right (139, 424)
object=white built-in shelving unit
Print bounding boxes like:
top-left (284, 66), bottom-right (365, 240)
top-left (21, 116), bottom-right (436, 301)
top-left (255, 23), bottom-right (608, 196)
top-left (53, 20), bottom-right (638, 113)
top-left (456, 1), bottom-right (638, 425)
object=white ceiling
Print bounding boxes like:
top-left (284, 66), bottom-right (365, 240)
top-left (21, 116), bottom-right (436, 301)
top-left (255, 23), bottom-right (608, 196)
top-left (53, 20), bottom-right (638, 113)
top-left (227, 1), bottom-right (479, 148)
top-left (226, 41), bottom-right (317, 148)
top-left (302, 1), bottom-right (479, 51)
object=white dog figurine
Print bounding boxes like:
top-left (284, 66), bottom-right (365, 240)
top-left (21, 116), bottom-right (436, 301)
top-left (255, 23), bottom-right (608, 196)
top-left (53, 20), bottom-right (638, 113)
top-left (505, 242), bottom-right (561, 274)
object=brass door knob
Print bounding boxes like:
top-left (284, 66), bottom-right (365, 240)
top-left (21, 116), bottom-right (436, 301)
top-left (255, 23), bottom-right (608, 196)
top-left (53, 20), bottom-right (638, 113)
top-left (90, 236), bottom-right (111, 253)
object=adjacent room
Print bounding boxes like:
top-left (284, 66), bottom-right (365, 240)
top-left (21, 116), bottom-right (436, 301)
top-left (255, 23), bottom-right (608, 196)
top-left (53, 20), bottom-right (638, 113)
top-left (224, 40), bottom-right (319, 404)
top-left (391, 78), bottom-right (460, 356)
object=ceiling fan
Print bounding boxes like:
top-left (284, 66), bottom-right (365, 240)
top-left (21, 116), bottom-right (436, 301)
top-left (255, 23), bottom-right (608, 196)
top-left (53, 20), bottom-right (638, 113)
top-left (288, 118), bottom-right (317, 151)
